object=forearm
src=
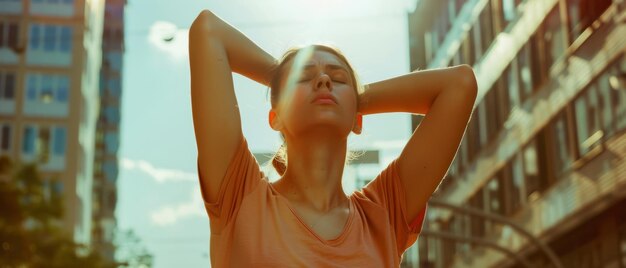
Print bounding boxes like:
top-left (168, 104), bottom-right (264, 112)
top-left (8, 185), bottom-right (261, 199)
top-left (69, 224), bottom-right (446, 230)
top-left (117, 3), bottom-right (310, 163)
top-left (190, 10), bottom-right (277, 86)
top-left (359, 65), bottom-right (477, 115)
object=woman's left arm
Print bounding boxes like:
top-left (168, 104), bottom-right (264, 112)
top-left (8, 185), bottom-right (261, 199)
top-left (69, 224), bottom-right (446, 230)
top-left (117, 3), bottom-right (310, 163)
top-left (359, 65), bottom-right (478, 223)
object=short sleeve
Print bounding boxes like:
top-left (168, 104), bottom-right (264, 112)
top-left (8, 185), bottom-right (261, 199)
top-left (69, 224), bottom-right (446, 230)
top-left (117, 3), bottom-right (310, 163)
top-left (361, 158), bottom-right (428, 254)
top-left (197, 136), bottom-right (264, 234)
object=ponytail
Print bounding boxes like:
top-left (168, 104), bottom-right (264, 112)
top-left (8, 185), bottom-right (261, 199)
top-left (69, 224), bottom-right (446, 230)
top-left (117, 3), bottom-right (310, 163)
top-left (271, 143), bottom-right (287, 176)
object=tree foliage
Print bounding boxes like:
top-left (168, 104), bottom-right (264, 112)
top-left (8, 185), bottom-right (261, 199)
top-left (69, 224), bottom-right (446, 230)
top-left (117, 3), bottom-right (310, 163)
top-left (0, 156), bottom-right (152, 267)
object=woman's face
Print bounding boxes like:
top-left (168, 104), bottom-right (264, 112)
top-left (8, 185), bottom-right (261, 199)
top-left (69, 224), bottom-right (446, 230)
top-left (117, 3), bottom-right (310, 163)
top-left (270, 50), bottom-right (361, 138)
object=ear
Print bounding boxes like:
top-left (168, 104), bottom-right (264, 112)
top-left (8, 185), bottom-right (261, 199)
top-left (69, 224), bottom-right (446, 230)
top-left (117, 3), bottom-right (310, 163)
top-left (351, 112), bottom-right (362, 135)
top-left (269, 109), bottom-right (283, 131)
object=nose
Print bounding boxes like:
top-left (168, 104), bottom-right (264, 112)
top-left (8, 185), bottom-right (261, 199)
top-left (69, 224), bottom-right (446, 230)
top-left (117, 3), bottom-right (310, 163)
top-left (314, 74), bottom-right (332, 91)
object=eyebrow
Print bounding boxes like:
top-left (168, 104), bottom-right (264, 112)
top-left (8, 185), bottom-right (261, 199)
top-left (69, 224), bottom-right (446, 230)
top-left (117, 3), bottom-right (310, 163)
top-left (302, 63), bottom-right (349, 73)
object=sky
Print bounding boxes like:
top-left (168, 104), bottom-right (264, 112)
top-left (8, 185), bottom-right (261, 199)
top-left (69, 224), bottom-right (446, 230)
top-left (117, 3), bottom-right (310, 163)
top-left (117, 0), bottom-right (419, 266)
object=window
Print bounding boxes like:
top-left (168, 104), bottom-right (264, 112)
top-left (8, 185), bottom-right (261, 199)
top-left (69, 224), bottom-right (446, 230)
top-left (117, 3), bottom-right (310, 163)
top-left (25, 73), bottom-right (71, 104)
top-left (608, 57), bottom-right (626, 133)
top-left (479, 1), bottom-right (495, 55)
top-left (504, 63), bottom-right (521, 109)
top-left (542, 7), bottom-right (567, 69)
top-left (486, 174), bottom-right (504, 215)
top-left (0, 22), bottom-right (19, 49)
top-left (29, 23), bottom-right (72, 53)
top-left (485, 87), bottom-right (500, 140)
top-left (1, 124), bottom-right (11, 151)
top-left (472, 23), bottom-right (483, 61)
top-left (37, 127), bottom-right (50, 163)
top-left (495, 77), bottom-right (511, 125)
top-left (500, 0), bottom-right (522, 30)
top-left (107, 78), bottom-right (121, 97)
top-left (461, 36), bottom-right (475, 66)
top-left (59, 26), bottom-right (71, 52)
top-left (506, 155), bottom-right (526, 214)
top-left (469, 188), bottom-right (486, 239)
top-left (21, 125), bottom-right (63, 163)
top-left (517, 43), bottom-right (534, 100)
top-left (29, 24), bottom-right (40, 49)
top-left (22, 126), bottom-right (35, 154)
top-left (574, 84), bottom-right (602, 156)
top-left (43, 25), bottom-right (56, 51)
top-left (104, 106), bottom-right (120, 124)
top-left (566, 0), bottom-right (612, 41)
top-left (52, 126), bottom-right (66, 155)
top-left (0, 72), bottom-right (16, 100)
top-left (530, 33), bottom-right (548, 89)
top-left (550, 111), bottom-right (574, 177)
top-left (523, 136), bottom-right (548, 198)
top-left (467, 109), bottom-right (482, 161)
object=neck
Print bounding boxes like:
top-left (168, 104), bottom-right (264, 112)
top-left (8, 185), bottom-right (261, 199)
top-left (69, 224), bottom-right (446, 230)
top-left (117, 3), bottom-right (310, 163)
top-left (276, 130), bottom-right (349, 212)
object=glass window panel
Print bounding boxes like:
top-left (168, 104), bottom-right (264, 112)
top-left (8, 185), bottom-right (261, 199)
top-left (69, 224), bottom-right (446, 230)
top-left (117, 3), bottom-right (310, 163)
top-left (544, 7), bottom-right (566, 68)
top-left (487, 175), bottom-right (504, 215)
top-left (509, 154), bottom-right (525, 213)
top-left (501, 0), bottom-right (517, 28)
top-left (104, 132), bottom-right (118, 154)
top-left (43, 25), bottom-right (56, 51)
top-left (0, 22), bottom-right (4, 47)
top-left (1, 125), bottom-right (10, 150)
top-left (22, 126), bottom-right (35, 154)
top-left (469, 189), bottom-right (486, 238)
top-left (518, 43), bottom-right (533, 98)
top-left (567, 0), bottom-right (584, 38)
top-left (575, 86), bottom-right (602, 156)
top-left (612, 57), bottom-right (626, 131)
top-left (7, 23), bottom-right (18, 48)
top-left (37, 127), bottom-right (50, 163)
top-left (59, 26), bottom-right (72, 52)
top-left (480, 1), bottom-right (494, 54)
top-left (26, 74), bottom-right (38, 101)
top-left (552, 112), bottom-right (574, 176)
top-left (506, 62), bottom-right (521, 107)
top-left (523, 139), bottom-right (541, 197)
top-left (29, 24), bottom-right (40, 50)
top-left (56, 76), bottom-right (69, 102)
top-left (4, 73), bottom-right (15, 99)
top-left (41, 75), bottom-right (53, 102)
top-left (53, 127), bottom-right (66, 155)
top-left (597, 73), bottom-right (614, 138)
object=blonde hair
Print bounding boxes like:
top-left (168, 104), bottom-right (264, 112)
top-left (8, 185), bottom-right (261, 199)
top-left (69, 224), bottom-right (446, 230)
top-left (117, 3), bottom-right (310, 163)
top-left (268, 44), bottom-right (364, 176)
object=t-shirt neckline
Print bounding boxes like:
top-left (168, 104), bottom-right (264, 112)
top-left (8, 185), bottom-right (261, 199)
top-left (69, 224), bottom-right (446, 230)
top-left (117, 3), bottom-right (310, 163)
top-left (267, 181), bottom-right (355, 246)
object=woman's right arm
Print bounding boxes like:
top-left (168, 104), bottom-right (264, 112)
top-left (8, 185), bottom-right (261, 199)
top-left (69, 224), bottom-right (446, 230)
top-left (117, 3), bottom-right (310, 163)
top-left (189, 10), bottom-right (276, 204)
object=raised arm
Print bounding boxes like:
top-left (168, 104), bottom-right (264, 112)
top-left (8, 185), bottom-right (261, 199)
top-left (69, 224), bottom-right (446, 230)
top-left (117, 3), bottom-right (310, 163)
top-left (189, 10), bottom-right (276, 203)
top-left (359, 65), bottom-right (478, 222)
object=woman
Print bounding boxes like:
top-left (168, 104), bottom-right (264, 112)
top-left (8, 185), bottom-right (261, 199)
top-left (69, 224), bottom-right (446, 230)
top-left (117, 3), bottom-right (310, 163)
top-left (189, 9), bottom-right (477, 267)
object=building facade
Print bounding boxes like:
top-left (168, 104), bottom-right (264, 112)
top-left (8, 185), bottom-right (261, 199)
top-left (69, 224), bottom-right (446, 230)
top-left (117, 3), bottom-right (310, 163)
top-left (405, 0), bottom-right (626, 267)
top-left (91, 0), bottom-right (124, 261)
top-left (0, 0), bottom-right (105, 247)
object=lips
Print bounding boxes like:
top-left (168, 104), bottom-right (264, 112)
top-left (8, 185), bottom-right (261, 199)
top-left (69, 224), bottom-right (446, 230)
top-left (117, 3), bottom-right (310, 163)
top-left (311, 93), bottom-right (338, 104)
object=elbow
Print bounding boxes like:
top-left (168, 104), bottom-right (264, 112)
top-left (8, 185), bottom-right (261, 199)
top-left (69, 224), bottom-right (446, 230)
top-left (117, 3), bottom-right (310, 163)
top-left (189, 9), bottom-right (222, 39)
top-left (454, 64), bottom-right (478, 100)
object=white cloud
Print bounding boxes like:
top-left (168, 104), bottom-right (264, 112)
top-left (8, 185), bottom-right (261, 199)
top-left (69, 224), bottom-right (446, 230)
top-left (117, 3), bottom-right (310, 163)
top-left (150, 189), bottom-right (205, 226)
top-left (147, 20), bottom-right (189, 61)
top-left (120, 157), bottom-right (197, 183)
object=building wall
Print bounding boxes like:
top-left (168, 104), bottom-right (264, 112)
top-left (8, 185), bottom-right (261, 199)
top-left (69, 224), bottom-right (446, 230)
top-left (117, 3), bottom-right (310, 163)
top-left (406, 0), bottom-right (626, 267)
top-left (0, 0), bottom-right (105, 247)
top-left (92, 0), bottom-right (124, 261)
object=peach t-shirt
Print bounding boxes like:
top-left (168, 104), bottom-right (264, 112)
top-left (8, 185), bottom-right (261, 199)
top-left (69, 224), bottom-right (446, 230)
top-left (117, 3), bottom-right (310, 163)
top-left (198, 137), bottom-right (427, 267)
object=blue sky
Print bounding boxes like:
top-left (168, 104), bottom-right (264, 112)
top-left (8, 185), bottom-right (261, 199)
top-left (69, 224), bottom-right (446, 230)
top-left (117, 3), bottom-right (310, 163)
top-left (117, 0), bottom-right (419, 266)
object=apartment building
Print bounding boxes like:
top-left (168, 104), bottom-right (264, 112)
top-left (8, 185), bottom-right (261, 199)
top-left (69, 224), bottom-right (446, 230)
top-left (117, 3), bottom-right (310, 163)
top-left (91, 0), bottom-right (124, 261)
top-left (0, 0), bottom-right (105, 247)
top-left (404, 0), bottom-right (626, 267)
